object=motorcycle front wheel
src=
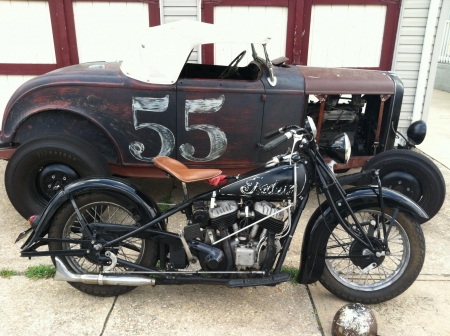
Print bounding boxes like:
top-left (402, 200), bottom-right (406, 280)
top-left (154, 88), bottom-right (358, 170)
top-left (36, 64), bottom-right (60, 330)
top-left (319, 209), bottom-right (425, 303)
top-left (48, 192), bottom-right (158, 297)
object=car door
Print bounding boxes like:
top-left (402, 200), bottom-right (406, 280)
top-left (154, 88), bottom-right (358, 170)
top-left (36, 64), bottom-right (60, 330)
top-left (176, 78), bottom-right (265, 168)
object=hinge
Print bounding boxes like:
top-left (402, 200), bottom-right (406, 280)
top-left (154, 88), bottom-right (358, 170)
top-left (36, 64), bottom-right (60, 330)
top-left (261, 94), bottom-right (266, 102)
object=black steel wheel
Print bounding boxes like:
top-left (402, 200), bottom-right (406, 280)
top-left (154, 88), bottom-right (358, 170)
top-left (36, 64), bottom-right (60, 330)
top-left (5, 135), bottom-right (111, 219)
top-left (48, 192), bottom-right (158, 297)
top-left (362, 149), bottom-right (445, 223)
top-left (319, 208), bottom-right (425, 304)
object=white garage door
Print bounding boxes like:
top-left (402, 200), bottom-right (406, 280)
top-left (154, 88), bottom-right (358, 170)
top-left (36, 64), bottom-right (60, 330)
top-left (214, 6), bottom-right (288, 66)
top-left (73, 1), bottom-right (150, 63)
top-left (308, 5), bottom-right (387, 68)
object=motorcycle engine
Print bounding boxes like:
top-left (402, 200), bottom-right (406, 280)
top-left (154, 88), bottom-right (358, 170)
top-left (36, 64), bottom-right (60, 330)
top-left (190, 200), bottom-right (286, 271)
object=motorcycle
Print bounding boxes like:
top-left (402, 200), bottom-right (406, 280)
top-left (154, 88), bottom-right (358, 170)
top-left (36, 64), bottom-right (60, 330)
top-left (17, 117), bottom-right (427, 303)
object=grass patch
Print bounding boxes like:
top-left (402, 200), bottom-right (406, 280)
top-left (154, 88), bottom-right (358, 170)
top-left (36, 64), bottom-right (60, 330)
top-left (25, 265), bottom-right (56, 279)
top-left (0, 268), bottom-right (17, 279)
top-left (158, 193), bottom-right (173, 212)
top-left (281, 266), bottom-right (299, 285)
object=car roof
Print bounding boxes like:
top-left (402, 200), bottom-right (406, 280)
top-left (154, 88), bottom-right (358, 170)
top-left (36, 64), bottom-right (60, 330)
top-left (120, 20), bottom-right (272, 85)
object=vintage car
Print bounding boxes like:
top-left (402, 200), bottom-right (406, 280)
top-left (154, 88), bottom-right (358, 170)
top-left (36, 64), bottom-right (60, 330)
top-left (1, 21), bottom-right (445, 222)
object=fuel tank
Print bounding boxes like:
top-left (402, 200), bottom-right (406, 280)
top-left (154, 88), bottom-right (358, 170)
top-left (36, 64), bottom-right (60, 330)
top-left (218, 163), bottom-right (310, 200)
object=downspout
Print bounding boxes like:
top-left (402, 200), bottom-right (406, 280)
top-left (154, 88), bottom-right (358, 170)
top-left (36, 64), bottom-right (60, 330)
top-left (197, 0), bottom-right (202, 64)
top-left (412, 0), bottom-right (440, 122)
top-left (160, 0), bottom-right (165, 24)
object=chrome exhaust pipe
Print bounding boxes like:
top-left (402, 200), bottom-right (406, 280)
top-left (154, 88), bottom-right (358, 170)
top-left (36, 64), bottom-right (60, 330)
top-left (54, 257), bottom-right (156, 286)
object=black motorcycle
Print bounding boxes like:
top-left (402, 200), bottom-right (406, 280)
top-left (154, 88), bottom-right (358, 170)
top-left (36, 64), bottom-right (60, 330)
top-left (17, 117), bottom-right (427, 303)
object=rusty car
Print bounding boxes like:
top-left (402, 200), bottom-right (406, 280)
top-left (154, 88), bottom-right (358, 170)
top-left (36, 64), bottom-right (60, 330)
top-left (1, 20), bottom-right (445, 222)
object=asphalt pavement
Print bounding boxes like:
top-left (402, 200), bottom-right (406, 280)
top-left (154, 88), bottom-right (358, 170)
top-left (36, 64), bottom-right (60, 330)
top-left (1, 90), bottom-right (450, 335)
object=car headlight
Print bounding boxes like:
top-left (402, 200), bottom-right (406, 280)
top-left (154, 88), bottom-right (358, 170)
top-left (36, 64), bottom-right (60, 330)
top-left (305, 116), bottom-right (317, 138)
top-left (321, 133), bottom-right (351, 164)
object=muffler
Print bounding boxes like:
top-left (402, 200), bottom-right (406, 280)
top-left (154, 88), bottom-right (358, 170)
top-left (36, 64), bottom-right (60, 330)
top-left (54, 257), bottom-right (156, 286)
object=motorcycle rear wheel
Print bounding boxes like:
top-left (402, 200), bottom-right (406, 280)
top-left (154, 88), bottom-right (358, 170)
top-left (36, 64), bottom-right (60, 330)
top-left (319, 209), bottom-right (425, 303)
top-left (48, 192), bottom-right (158, 297)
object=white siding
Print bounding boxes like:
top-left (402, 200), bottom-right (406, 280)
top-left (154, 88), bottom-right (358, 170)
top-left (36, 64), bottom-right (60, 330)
top-left (73, 2), bottom-right (150, 63)
top-left (393, 0), bottom-right (442, 128)
top-left (161, 0), bottom-right (200, 63)
top-left (308, 5), bottom-right (386, 67)
top-left (214, 6), bottom-right (288, 66)
top-left (0, 75), bottom-right (35, 128)
top-left (0, 1), bottom-right (55, 63)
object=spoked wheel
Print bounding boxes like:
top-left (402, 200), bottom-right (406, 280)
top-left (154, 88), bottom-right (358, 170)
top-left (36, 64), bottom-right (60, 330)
top-left (319, 209), bottom-right (425, 303)
top-left (48, 193), bottom-right (157, 297)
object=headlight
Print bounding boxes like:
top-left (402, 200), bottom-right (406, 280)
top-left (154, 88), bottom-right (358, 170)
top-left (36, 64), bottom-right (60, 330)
top-left (305, 116), bottom-right (317, 138)
top-left (321, 133), bottom-right (351, 164)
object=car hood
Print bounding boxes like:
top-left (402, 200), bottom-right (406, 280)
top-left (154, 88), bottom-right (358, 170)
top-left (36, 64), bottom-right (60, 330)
top-left (296, 66), bottom-right (396, 95)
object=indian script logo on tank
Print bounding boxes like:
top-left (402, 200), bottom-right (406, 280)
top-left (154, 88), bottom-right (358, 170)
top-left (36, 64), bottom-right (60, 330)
top-left (239, 177), bottom-right (294, 196)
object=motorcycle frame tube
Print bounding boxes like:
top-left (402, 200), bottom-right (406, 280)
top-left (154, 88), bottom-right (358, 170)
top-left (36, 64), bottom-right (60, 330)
top-left (296, 186), bottom-right (428, 284)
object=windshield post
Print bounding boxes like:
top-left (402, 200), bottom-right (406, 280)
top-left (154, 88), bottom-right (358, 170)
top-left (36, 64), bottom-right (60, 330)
top-left (262, 43), bottom-right (277, 86)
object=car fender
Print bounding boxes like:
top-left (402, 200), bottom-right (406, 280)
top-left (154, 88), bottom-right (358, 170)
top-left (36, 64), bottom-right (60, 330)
top-left (21, 177), bottom-right (162, 251)
top-left (297, 186), bottom-right (428, 284)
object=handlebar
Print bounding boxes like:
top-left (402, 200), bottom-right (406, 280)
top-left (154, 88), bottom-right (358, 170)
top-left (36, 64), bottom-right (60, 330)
top-left (263, 125), bottom-right (301, 139)
top-left (262, 133), bottom-right (292, 152)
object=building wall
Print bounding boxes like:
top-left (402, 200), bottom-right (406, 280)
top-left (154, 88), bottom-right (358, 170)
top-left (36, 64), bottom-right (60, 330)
top-left (160, 0), bottom-right (200, 63)
top-left (392, 0), bottom-right (444, 129)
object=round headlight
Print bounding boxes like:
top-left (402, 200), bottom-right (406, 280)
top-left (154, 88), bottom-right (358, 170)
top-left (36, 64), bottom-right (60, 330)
top-left (321, 133), bottom-right (351, 164)
top-left (305, 116), bottom-right (317, 138)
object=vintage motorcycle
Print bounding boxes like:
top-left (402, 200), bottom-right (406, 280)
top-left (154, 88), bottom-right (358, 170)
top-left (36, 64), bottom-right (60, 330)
top-left (17, 117), bottom-right (427, 303)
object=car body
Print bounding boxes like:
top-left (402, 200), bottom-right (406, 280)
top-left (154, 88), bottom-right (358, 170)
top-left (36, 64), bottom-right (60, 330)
top-left (1, 20), bottom-right (443, 220)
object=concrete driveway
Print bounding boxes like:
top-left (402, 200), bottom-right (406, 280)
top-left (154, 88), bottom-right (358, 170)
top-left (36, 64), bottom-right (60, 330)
top-left (1, 90), bottom-right (450, 335)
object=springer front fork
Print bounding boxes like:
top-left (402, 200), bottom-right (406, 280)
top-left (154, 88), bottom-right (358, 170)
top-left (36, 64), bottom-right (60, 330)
top-left (316, 153), bottom-right (394, 256)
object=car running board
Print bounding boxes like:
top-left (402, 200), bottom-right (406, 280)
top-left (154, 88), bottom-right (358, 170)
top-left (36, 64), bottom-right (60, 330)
top-left (227, 272), bottom-right (291, 288)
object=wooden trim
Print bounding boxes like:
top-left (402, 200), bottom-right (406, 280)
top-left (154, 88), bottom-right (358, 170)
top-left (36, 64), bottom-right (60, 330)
top-left (379, 2), bottom-right (400, 70)
top-left (149, 1), bottom-right (161, 26)
top-left (48, 0), bottom-right (72, 68)
top-left (292, 0), bottom-right (305, 64)
top-left (63, 0), bottom-right (79, 65)
top-left (0, 64), bottom-right (58, 76)
top-left (299, 0), bottom-right (313, 66)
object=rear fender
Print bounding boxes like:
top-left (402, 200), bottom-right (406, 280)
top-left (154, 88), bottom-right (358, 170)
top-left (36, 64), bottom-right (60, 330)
top-left (297, 186), bottom-right (427, 284)
top-left (21, 177), bottom-right (162, 251)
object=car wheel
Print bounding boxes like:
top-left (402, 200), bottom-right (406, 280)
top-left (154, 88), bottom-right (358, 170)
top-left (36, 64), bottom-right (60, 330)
top-left (362, 149), bottom-right (445, 223)
top-left (5, 135), bottom-right (111, 219)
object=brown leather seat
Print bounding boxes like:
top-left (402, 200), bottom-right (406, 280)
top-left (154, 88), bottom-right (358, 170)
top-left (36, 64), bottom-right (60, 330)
top-left (153, 156), bottom-right (222, 183)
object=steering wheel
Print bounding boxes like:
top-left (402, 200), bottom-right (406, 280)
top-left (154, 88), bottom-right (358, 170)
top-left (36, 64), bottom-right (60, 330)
top-left (218, 50), bottom-right (247, 79)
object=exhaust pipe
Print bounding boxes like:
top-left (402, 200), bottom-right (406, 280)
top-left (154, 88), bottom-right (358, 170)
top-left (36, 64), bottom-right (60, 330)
top-left (54, 257), bottom-right (156, 286)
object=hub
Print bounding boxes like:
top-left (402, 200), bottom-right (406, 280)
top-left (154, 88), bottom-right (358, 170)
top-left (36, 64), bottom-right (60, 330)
top-left (350, 238), bottom-right (385, 269)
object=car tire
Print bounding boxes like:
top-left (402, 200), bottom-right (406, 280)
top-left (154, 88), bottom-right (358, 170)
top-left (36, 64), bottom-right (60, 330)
top-left (5, 134), bottom-right (111, 219)
top-left (361, 149), bottom-right (445, 223)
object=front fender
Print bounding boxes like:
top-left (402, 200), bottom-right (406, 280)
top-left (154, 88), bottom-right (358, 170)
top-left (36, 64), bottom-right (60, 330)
top-left (297, 186), bottom-right (428, 284)
top-left (21, 177), bottom-right (162, 251)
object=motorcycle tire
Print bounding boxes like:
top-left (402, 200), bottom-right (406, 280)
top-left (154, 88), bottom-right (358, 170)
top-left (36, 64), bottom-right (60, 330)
top-left (361, 149), bottom-right (445, 223)
top-left (318, 208), bottom-right (425, 304)
top-left (48, 192), bottom-right (158, 297)
top-left (5, 134), bottom-right (111, 219)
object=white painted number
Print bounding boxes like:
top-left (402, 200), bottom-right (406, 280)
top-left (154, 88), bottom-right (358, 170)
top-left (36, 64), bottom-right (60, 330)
top-left (179, 95), bottom-right (228, 162)
top-left (129, 95), bottom-right (175, 162)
